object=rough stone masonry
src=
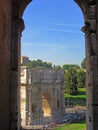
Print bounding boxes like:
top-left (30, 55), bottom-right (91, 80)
top-left (0, 0), bottom-right (98, 130)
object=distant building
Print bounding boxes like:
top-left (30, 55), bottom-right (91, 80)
top-left (20, 66), bottom-right (65, 127)
top-left (21, 56), bottom-right (30, 65)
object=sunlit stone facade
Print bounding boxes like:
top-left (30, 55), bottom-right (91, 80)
top-left (20, 66), bottom-right (65, 126)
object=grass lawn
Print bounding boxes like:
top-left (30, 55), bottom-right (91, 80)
top-left (54, 120), bottom-right (86, 130)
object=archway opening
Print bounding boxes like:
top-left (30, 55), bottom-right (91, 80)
top-left (42, 91), bottom-right (52, 117)
top-left (21, 0), bottom-right (86, 127)
top-left (21, 0), bottom-right (85, 67)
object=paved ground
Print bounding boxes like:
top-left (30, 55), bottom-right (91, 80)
top-left (22, 107), bottom-right (86, 130)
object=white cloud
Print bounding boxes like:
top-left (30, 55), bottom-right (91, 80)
top-left (53, 23), bottom-right (82, 27)
top-left (42, 28), bottom-right (82, 34)
top-left (22, 42), bottom-right (82, 50)
top-left (22, 42), bottom-right (57, 47)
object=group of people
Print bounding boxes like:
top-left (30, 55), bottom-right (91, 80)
top-left (41, 121), bottom-right (57, 130)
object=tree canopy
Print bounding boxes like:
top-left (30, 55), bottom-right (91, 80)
top-left (63, 64), bottom-right (80, 70)
top-left (81, 58), bottom-right (86, 69)
top-left (64, 68), bottom-right (86, 95)
top-left (77, 69), bottom-right (86, 88)
top-left (23, 59), bottom-right (52, 68)
top-left (65, 68), bottom-right (78, 95)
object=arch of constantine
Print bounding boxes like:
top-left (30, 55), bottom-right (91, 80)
top-left (0, 0), bottom-right (98, 130)
top-left (20, 67), bottom-right (65, 127)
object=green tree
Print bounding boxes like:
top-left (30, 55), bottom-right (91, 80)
top-left (55, 65), bottom-right (62, 70)
top-left (77, 69), bottom-right (86, 88)
top-left (63, 64), bottom-right (80, 70)
top-left (81, 58), bottom-right (86, 69)
top-left (37, 59), bottom-right (43, 66)
top-left (65, 68), bottom-right (78, 95)
top-left (26, 60), bottom-right (38, 67)
top-left (25, 59), bottom-right (52, 68)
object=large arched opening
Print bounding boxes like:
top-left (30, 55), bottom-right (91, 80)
top-left (21, 0), bottom-right (86, 127)
top-left (0, 0), bottom-right (96, 130)
top-left (22, 0), bottom-right (85, 66)
top-left (20, 1), bottom-right (98, 130)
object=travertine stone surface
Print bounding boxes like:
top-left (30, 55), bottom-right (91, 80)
top-left (0, 0), bottom-right (98, 130)
top-left (0, 0), bottom-right (11, 129)
top-left (0, 0), bottom-right (31, 130)
top-left (20, 67), bottom-right (65, 126)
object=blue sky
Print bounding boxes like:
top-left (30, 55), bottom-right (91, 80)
top-left (21, 0), bottom-right (85, 66)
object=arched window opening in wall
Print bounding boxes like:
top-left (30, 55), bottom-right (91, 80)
top-left (21, 0), bottom-right (86, 126)
top-left (21, 0), bottom-right (85, 67)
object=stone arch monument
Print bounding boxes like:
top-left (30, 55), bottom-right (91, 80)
top-left (20, 67), bottom-right (65, 126)
top-left (0, 0), bottom-right (98, 130)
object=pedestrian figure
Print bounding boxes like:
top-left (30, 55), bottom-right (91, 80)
top-left (45, 124), bottom-right (48, 130)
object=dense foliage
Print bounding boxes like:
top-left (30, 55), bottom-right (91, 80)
top-left (54, 65), bottom-right (62, 70)
top-left (63, 64), bottom-right (80, 70)
top-left (64, 68), bottom-right (86, 95)
top-left (23, 59), bottom-right (52, 68)
top-left (77, 70), bottom-right (86, 88)
top-left (81, 58), bottom-right (86, 69)
top-left (65, 68), bottom-right (78, 95)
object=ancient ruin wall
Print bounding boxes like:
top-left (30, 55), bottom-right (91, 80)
top-left (20, 67), bottom-right (65, 126)
top-left (0, 0), bottom-right (98, 130)
top-left (0, 0), bottom-right (11, 129)
top-left (75, 0), bottom-right (98, 130)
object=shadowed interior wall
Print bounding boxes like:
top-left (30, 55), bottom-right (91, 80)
top-left (0, 0), bottom-right (11, 129)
